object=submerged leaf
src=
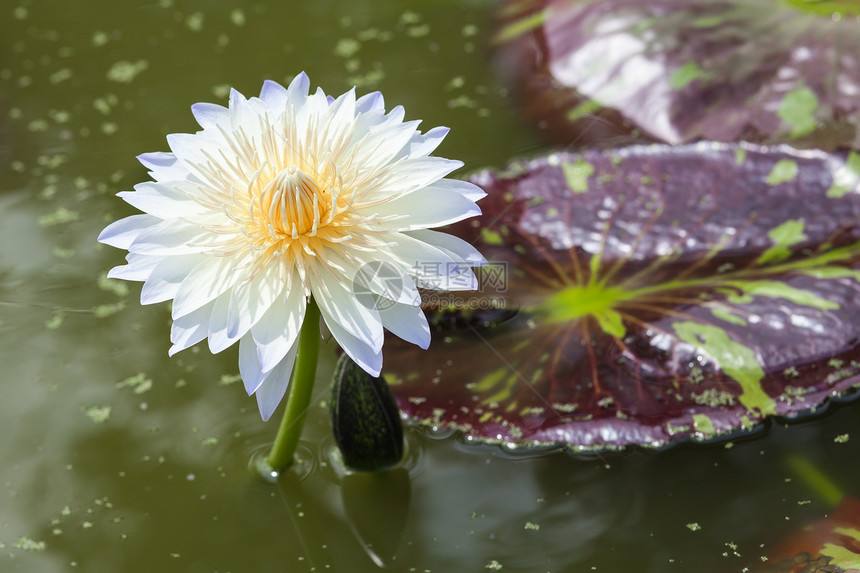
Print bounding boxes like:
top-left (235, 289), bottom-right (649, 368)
top-left (755, 496), bottom-right (860, 572)
top-left (495, 0), bottom-right (860, 149)
top-left (384, 142), bottom-right (860, 451)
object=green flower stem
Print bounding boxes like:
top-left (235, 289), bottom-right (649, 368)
top-left (267, 297), bottom-right (321, 471)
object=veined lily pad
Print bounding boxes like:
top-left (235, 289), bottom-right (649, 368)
top-left (384, 142), bottom-right (860, 451)
top-left (494, 0), bottom-right (860, 149)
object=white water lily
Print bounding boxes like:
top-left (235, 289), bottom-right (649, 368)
top-left (98, 73), bottom-right (486, 420)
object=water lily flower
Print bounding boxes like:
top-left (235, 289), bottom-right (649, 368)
top-left (98, 72), bottom-right (486, 423)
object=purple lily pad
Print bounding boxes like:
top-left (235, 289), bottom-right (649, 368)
top-left (384, 142), bottom-right (860, 451)
top-left (494, 0), bottom-right (860, 149)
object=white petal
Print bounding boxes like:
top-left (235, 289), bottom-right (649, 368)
top-left (366, 188), bottom-right (481, 231)
top-left (258, 79), bottom-right (288, 110)
top-left (325, 87), bottom-right (357, 132)
top-left (171, 253), bottom-right (244, 319)
top-left (169, 300), bottom-right (215, 356)
top-left (380, 302), bottom-right (430, 349)
top-left (370, 233), bottom-right (479, 291)
top-left (401, 126), bottom-right (449, 159)
top-left (98, 214), bottom-right (160, 249)
top-left (325, 249), bottom-right (421, 308)
top-left (228, 87), bottom-right (266, 132)
top-left (140, 254), bottom-right (203, 305)
top-left (295, 87), bottom-right (331, 139)
top-left (127, 219), bottom-right (212, 256)
top-left (118, 181), bottom-right (208, 219)
top-left (427, 178), bottom-right (487, 202)
top-left (191, 102), bottom-right (229, 130)
top-left (312, 271), bottom-right (384, 353)
top-left (208, 292), bottom-right (240, 353)
top-left (166, 131), bottom-right (232, 181)
top-left (387, 156), bottom-right (464, 192)
top-left (286, 72), bottom-right (311, 110)
top-left (226, 261), bottom-right (282, 339)
top-left (384, 104), bottom-right (405, 126)
top-left (326, 318), bottom-right (383, 377)
top-left (107, 253), bottom-right (160, 281)
top-left (251, 279), bottom-right (306, 373)
top-left (170, 110), bottom-right (268, 190)
top-left (350, 119), bottom-right (420, 169)
top-left (405, 229), bottom-right (488, 266)
top-left (374, 231), bottom-right (461, 274)
top-left (351, 106), bottom-right (400, 141)
top-left (254, 340), bottom-right (300, 421)
top-left (355, 90), bottom-right (384, 114)
top-left (239, 333), bottom-right (267, 395)
top-left (137, 152), bottom-right (191, 182)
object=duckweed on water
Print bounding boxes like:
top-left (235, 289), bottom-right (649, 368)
top-left (14, 536), bottom-right (46, 552)
top-left (105, 60), bottom-right (149, 84)
top-left (116, 373), bottom-right (153, 394)
top-left (83, 406), bottom-right (112, 424)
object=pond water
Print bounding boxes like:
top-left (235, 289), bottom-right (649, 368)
top-left (2, 0), bottom-right (860, 571)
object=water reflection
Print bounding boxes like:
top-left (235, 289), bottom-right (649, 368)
top-left (280, 465), bottom-right (412, 570)
top-left (10, 386), bottom-right (860, 573)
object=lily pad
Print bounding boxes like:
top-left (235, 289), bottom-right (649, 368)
top-left (384, 142), bottom-right (860, 451)
top-left (494, 0), bottom-right (860, 149)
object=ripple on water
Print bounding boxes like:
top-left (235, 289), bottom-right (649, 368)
top-left (320, 427), bottom-right (427, 482)
top-left (247, 443), bottom-right (315, 484)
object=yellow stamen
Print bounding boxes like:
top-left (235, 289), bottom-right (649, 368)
top-left (255, 165), bottom-right (332, 239)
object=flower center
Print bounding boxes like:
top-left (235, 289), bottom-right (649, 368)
top-left (258, 165), bottom-right (332, 239)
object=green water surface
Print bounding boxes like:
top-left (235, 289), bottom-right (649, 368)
top-left (2, 1), bottom-right (860, 572)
